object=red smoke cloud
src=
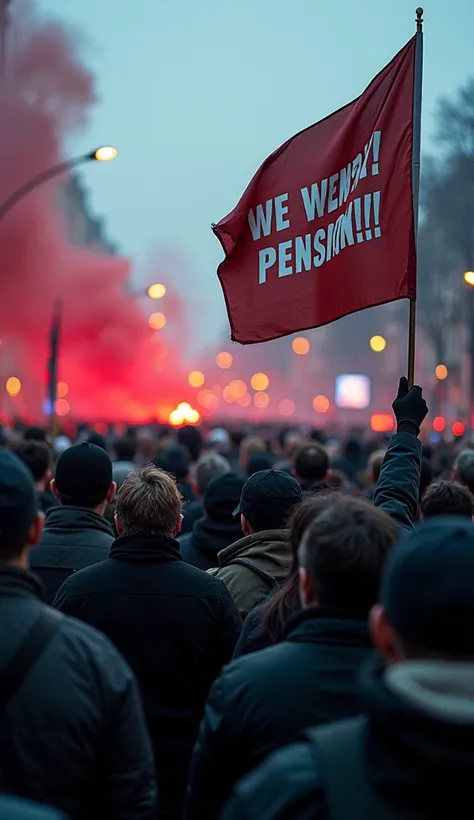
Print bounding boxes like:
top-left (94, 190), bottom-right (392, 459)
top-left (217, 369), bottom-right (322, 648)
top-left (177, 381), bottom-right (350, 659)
top-left (0, 2), bottom-right (194, 422)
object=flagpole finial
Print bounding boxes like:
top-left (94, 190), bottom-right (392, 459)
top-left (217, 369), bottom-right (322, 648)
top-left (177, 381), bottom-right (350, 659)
top-left (415, 7), bottom-right (424, 32)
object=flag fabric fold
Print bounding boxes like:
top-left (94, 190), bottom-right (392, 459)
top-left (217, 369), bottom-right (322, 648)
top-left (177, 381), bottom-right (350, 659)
top-left (214, 37), bottom-right (417, 344)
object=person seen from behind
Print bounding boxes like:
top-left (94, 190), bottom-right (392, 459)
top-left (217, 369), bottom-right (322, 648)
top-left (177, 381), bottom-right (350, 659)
top-left (210, 469), bottom-right (303, 619)
top-left (223, 515), bottom-right (474, 820)
top-left (0, 450), bottom-right (156, 820)
top-left (54, 465), bottom-right (241, 820)
top-left (180, 452), bottom-right (231, 535)
top-left (179, 473), bottom-right (245, 571)
top-left (14, 440), bottom-right (58, 515)
top-left (185, 495), bottom-right (396, 820)
top-left (421, 479), bottom-right (474, 519)
top-left (292, 443), bottom-right (330, 494)
top-left (30, 442), bottom-right (116, 603)
top-left (232, 496), bottom-right (330, 658)
top-left (452, 449), bottom-right (474, 494)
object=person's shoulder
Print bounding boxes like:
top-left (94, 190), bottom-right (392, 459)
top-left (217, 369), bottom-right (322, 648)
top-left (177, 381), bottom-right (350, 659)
top-left (181, 559), bottom-right (234, 598)
top-left (58, 557), bottom-right (112, 593)
top-left (56, 606), bottom-right (133, 682)
top-left (220, 639), bottom-right (290, 694)
top-left (223, 738), bottom-right (326, 820)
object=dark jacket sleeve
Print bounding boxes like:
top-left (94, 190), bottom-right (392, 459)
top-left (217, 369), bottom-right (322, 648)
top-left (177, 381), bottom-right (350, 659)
top-left (184, 674), bottom-right (236, 820)
top-left (221, 741), bottom-right (329, 820)
top-left (52, 577), bottom-right (72, 612)
top-left (232, 605), bottom-right (264, 659)
top-left (373, 432), bottom-right (422, 534)
top-left (100, 642), bottom-right (157, 819)
top-left (214, 583), bottom-right (243, 666)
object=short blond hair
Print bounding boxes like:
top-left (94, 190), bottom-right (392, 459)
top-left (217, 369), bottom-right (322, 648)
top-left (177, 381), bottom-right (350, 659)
top-left (116, 465), bottom-right (182, 537)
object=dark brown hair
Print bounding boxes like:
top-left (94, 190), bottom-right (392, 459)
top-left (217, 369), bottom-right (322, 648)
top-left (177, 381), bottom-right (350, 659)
top-left (116, 465), bottom-right (182, 537)
top-left (261, 494), bottom-right (332, 642)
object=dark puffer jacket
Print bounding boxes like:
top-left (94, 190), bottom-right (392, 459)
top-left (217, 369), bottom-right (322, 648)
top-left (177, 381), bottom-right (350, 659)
top-left (0, 567), bottom-right (156, 820)
top-left (184, 608), bottom-right (373, 819)
top-left (54, 532), bottom-right (242, 820)
top-left (30, 506), bottom-right (114, 603)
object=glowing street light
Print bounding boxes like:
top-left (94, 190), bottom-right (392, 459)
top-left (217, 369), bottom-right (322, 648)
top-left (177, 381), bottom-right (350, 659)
top-left (313, 395), bottom-right (330, 413)
top-left (0, 146), bottom-right (118, 223)
top-left (369, 335), bottom-right (387, 352)
top-left (464, 271), bottom-right (474, 286)
top-left (93, 146), bottom-right (118, 162)
top-left (435, 364), bottom-right (448, 380)
top-left (250, 372), bottom-right (269, 391)
top-left (147, 283), bottom-right (167, 300)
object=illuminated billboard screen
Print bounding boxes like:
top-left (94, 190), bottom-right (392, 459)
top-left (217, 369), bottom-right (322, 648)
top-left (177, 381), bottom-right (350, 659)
top-left (335, 374), bottom-right (371, 410)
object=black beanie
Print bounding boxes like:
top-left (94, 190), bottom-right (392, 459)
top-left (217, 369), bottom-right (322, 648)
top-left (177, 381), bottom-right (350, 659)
top-left (204, 473), bottom-right (246, 523)
top-left (55, 442), bottom-right (113, 505)
top-left (381, 516), bottom-right (474, 656)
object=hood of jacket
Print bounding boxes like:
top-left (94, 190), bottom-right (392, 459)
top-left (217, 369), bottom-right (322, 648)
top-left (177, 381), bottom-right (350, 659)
top-left (285, 606), bottom-right (372, 647)
top-left (31, 506), bottom-right (114, 569)
top-left (218, 528), bottom-right (291, 579)
top-left (189, 517), bottom-right (244, 559)
top-left (363, 660), bottom-right (474, 816)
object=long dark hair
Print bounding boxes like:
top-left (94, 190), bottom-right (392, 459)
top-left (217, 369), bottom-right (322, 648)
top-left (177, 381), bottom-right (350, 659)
top-left (261, 494), bottom-right (332, 642)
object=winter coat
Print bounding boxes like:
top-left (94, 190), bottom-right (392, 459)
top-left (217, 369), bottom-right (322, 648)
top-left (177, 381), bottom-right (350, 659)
top-left (373, 432), bottom-right (421, 534)
top-left (231, 603), bottom-right (273, 657)
top-left (53, 532), bottom-right (241, 820)
top-left (0, 567), bottom-right (156, 820)
top-left (0, 796), bottom-right (65, 820)
top-left (211, 529), bottom-right (292, 619)
top-left (222, 659), bottom-right (474, 819)
top-left (30, 506), bottom-right (114, 604)
top-left (180, 499), bottom-right (204, 535)
top-left (179, 517), bottom-right (243, 571)
top-left (184, 608), bottom-right (373, 820)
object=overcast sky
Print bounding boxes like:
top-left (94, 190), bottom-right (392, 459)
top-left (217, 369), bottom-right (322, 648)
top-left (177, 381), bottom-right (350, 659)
top-left (36, 0), bottom-right (474, 344)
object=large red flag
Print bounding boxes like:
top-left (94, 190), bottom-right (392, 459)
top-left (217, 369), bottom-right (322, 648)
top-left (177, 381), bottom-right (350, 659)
top-left (214, 37), bottom-right (417, 344)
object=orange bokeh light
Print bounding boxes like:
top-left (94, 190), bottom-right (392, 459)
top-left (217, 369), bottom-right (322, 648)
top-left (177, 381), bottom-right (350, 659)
top-left (169, 402), bottom-right (200, 426)
top-left (279, 399), bottom-right (295, 416)
top-left (188, 370), bottom-right (205, 388)
top-left (370, 413), bottom-right (394, 433)
top-left (313, 395), bottom-right (330, 413)
top-left (254, 391), bottom-right (269, 409)
top-left (5, 376), bottom-right (21, 397)
top-left (435, 364), bottom-right (448, 380)
top-left (292, 337), bottom-right (310, 355)
top-left (453, 421), bottom-right (465, 437)
top-left (198, 390), bottom-right (219, 410)
top-left (223, 385), bottom-right (237, 403)
top-left (149, 312), bottom-right (167, 330)
top-left (55, 399), bottom-right (70, 417)
top-left (250, 372), bottom-right (269, 391)
top-left (238, 393), bottom-right (251, 407)
top-left (433, 416), bottom-right (446, 433)
top-left (57, 381), bottom-right (68, 398)
top-left (216, 352), bottom-right (233, 369)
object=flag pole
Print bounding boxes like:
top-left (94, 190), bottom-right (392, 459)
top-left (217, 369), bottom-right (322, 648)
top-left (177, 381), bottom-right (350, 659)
top-left (408, 7), bottom-right (424, 387)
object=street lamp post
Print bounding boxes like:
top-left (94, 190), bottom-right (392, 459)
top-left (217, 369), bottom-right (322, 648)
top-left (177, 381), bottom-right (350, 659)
top-left (0, 146), bottom-right (118, 223)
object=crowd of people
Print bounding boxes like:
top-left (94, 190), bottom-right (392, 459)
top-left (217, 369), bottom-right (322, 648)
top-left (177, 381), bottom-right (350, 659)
top-left (0, 376), bottom-right (474, 818)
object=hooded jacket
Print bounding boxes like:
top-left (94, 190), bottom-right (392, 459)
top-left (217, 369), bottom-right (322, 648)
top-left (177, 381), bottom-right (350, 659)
top-left (211, 529), bottom-right (292, 619)
top-left (179, 517), bottom-right (243, 571)
top-left (184, 607), bottom-right (373, 820)
top-left (0, 566), bottom-right (156, 820)
top-left (30, 506), bottom-right (114, 603)
top-left (223, 660), bottom-right (474, 819)
top-left (53, 531), bottom-right (242, 820)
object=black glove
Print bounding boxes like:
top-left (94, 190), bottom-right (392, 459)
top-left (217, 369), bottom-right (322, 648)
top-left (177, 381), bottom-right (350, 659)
top-left (392, 377), bottom-right (428, 436)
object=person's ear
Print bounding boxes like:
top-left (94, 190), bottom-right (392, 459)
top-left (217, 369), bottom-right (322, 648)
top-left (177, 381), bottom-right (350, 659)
top-left (106, 482), bottom-right (117, 503)
top-left (174, 514), bottom-right (183, 537)
top-left (50, 478), bottom-right (60, 501)
top-left (27, 512), bottom-right (45, 548)
top-left (114, 513), bottom-right (123, 535)
top-left (299, 567), bottom-right (316, 607)
top-left (44, 468), bottom-right (53, 485)
top-left (369, 605), bottom-right (403, 664)
top-left (241, 515), bottom-right (251, 535)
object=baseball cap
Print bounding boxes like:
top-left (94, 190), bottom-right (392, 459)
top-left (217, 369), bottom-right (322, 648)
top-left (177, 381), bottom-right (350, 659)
top-left (234, 469), bottom-right (303, 531)
top-left (204, 473), bottom-right (246, 523)
top-left (0, 449), bottom-right (38, 542)
top-left (55, 442), bottom-right (113, 505)
top-left (381, 517), bottom-right (474, 656)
